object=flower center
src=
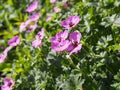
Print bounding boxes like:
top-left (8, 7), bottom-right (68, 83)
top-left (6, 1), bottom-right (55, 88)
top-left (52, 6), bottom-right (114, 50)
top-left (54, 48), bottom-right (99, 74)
top-left (10, 38), bottom-right (17, 44)
top-left (58, 37), bottom-right (62, 42)
top-left (74, 41), bottom-right (78, 47)
top-left (69, 22), bottom-right (74, 27)
top-left (8, 82), bottom-right (12, 87)
top-left (37, 33), bottom-right (41, 39)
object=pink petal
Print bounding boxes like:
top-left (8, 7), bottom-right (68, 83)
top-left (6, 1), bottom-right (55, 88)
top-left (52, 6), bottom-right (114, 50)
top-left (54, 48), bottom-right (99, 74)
top-left (69, 31), bottom-right (81, 43)
top-left (19, 22), bottom-right (27, 32)
top-left (51, 40), bottom-right (70, 52)
top-left (50, 0), bottom-right (56, 3)
top-left (46, 16), bottom-right (52, 21)
top-left (66, 42), bottom-right (74, 52)
top-left (53, 6), bottom-right (61, 12)
top-left (26, 1), bottom-right (38, 12)
top-left (69, 44), bottom-right (82, 56)
top-left (0, 53), bottom-right (7, 63)
top-left (8, 36), bottom-right (20, 47)
top-left (32, 39), bottom-right (42, 48)
top-left (3, 46), bottom-right (12, 54)
top-left (29, 13), bottom-right (40, 22)
top-left (26, 23), bottom-right (38, 33)
top-left (35, 28), bottom-right (45, 40)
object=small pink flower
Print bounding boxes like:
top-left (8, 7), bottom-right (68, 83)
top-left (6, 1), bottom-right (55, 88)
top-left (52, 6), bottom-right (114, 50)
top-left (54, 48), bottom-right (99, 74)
top-left (67, 31), bottom-right (82, 56)
top-left (51, 30), bottom-right (69, 52)
top-left (46, 16), bottom-right (52, 22)
top-left (63, 2), bottom-right (69, 8)
top-left (28, 13), bottom-right (40, 22)
top-left (26, 23), bottom-right (38, 33)
top-left (19, 13), bottom-right (40, 33)
top-left (1, 77), bottom-right (15, 90)
top-left (8, 35), bottom-right (20, 47)
top-left (26, 1), bottom-right (38, 12)
top-left (35, 28), bottom-right (45, 40)
top-left (0, 46), bottom-right (12, 63)
top-left (19, 22), bottom-right (28, 32)
top-left (50, 0), bottom-right (56, 3)
top-left (32, 28), bottom-right (45, 48)
top-left (53, 6), bottom-right (61, 12)
top-left (61, 16), bottom-right (80, 30)
top-left (32, 39), bottom-right (42, 48)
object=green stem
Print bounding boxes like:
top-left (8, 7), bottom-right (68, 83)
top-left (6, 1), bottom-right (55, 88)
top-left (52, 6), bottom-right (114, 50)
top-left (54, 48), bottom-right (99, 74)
top-left (68, 58), bottom-right (81, 72)
top-left (72, 54), bottom-right (80, 62)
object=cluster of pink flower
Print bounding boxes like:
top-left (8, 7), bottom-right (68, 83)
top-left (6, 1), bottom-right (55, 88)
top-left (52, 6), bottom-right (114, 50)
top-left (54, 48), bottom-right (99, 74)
top-left (0, 0), bottom-right (82, 89)
top-left (0, 1), bottom-right (40, 64)
top-left (51, 16), bottom-right (82, 56)
top-left (0, 1), bottom-right (40, 89)
top-left (19, 1), bottom-right (40, 33)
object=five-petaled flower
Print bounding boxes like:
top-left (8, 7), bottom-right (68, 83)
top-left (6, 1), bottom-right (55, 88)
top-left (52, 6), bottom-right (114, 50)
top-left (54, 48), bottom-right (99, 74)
top-left (26, 1), bottom-right (38, 12)
top-left (1, 77), bottom-right (15, 90)
top-left (8, 35), bottom-right (20, 47)
top-left (66, 31), bottom-right (82, 56)
top-left (61, 16), bottom-right (80, 30)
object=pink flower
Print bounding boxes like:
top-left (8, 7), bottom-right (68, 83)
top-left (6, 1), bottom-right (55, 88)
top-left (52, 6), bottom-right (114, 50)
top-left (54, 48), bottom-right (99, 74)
top-left (19, 21), bottom-right (31, 32)
top-left (1, 77), bottom-right (15, 90)
top-left (0, 46), bottom-right (12, 63)
top-left (28, 13), bottom-right (40, 22)
top-left (26, 23), bottom-right (38, 33)
top-left (8, 35), bottom-right (20, 47)
top-left (51, 30), bottom-right (68, 43)
top-left (19, 22), bottom-right (28, 32)
top-left (35, 28), bottom-right (45, 40)
top-left (50, 0), bottom-right (56, 3)
top-left (63, 2), bottom-right (69, 8)
top-left (0, 53), bottom-right (7, 63)
top-left (67, 31), bottom-right (82, 56)
top-left (51, 30), bottom-right (69, 52)
top-left (26, 1), bottom-right (38, 12)
top-left (61, 16), bottom-right (80, 30)
top-left (32, 28), bottom-right (45, 48)
top-left (46, 16), bottom-right (52, 22)
top-left (53, 6), bottom-right (61, 12)
top-left (32, 39), bottom-right (42, 48)
top-left (51, 40), bottom-right (70, 52)
top-left (19, 13), bottom-right (40, 33)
